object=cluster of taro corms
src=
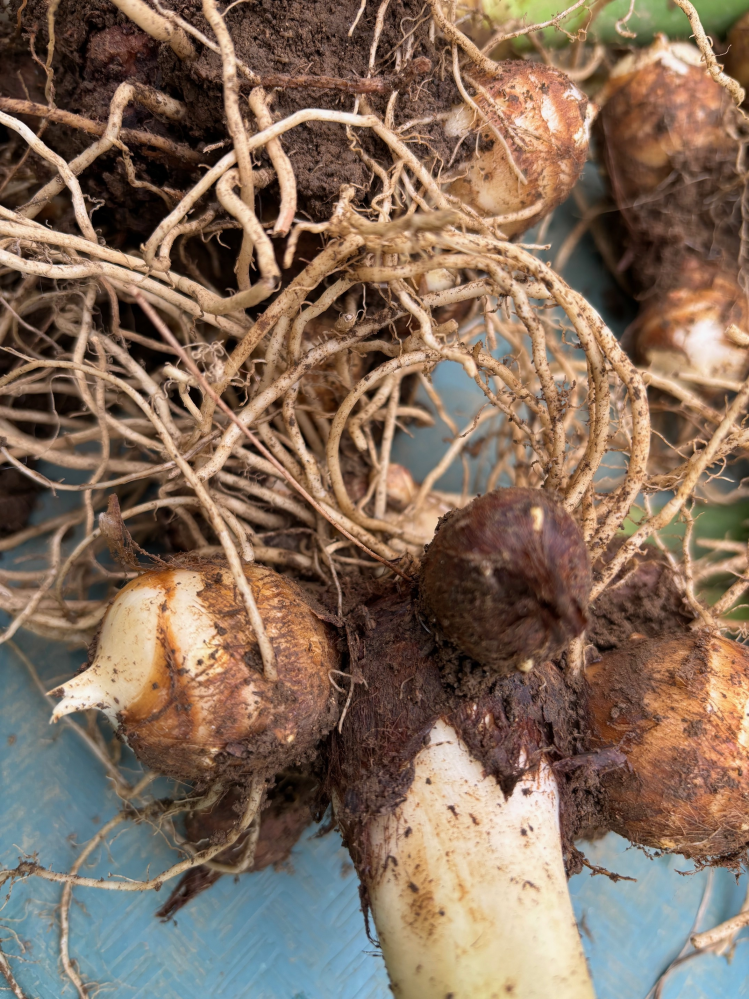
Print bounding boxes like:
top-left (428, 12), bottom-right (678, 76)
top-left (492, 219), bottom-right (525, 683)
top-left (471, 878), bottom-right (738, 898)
top-left (4, 3), bottom-right (749, 998)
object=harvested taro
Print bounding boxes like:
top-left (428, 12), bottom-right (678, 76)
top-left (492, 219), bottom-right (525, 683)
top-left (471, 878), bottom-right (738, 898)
top-left (3, 2), bottom-right (749, 997)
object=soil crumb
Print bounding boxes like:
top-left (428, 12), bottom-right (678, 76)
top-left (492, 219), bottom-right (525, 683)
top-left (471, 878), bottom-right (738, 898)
top-left (588, 541), bottom-right (696, 654)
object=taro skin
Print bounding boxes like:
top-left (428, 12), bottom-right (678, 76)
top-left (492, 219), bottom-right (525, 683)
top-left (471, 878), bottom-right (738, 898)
top-left (420, 487), bottom-right (591, 675)
top-left (596, 36), bottom-right (740, 293)
top-left (586, 633), bottom-right (749, 859)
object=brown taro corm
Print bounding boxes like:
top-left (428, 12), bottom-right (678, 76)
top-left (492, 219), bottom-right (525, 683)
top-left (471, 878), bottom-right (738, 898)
top-left (596, 36), bottom-right (741, 293)
top-left (586, 632), bottom-right (749, 862)
top-left (444, 61), bottom-right (594, 236)
top-left (419, 487), bottom-right (591, 675)
top-left (50, 559), bottom-right (340, 782)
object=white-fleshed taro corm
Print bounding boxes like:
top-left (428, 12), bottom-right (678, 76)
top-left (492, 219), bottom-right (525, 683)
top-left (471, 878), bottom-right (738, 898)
top-left (626, 259), bottom-right (749, 390)
top-left (444, 61), bottom-right (595, 236)
top-left (365, 719), bottom-right (595, 999)
top-left (50, 561), bottom-right (339, 781)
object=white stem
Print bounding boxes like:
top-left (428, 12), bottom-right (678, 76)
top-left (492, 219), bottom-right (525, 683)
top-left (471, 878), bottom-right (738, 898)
top-left (364, 720), bottom-right (595, 999)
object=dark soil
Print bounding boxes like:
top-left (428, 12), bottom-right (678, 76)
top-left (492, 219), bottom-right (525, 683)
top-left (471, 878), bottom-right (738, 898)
top-left (3, 0), bottom-right (461, 235)
top-left (325, 539), bottom-right (697, 882)
top-left (588, 540), bottom-right (696, 653)
top-left (155, 769), bottom-right (318, 918)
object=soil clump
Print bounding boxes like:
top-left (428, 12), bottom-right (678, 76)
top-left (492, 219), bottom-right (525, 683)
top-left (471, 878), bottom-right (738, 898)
top-left (5, 0), bottom-right (461, 234)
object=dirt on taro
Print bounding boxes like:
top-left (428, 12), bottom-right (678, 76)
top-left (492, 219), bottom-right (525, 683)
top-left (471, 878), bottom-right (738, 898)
top-left (319, 541), bottom-right (698, 880)
top-left (2, 0), bottom-right (461, 235)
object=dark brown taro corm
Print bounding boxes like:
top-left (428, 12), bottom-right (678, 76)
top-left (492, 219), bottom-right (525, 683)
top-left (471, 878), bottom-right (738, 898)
top-left (419, 487), bottom-right (591, 675)
top-left (586, 632), bottom-right (749, 863)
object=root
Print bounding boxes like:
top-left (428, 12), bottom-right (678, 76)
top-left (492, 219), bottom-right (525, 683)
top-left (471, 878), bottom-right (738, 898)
top-left (201, 0), bottom-right (256, 291)
top-left (0, 940), bottom-right (31, 999)
top-left (479, 0), bottom-right (590, 54)
top-left (0, 97), bottom-right (203, 163)
top-left (593, 374), bottom-right (749, 598)
top-left (1, 781), bottom-right (265, 897)
top-left (428, 0), bottom-right (499, 78)
top-left (248, 88), bottom-right (297, 236)
top-left (672, 0), bottom-right (747, 112)
top-left (691, 888), bottom-right (749, 950)
top-left (110, 0), bottom-right (196, 60)
top-left (140, 293), bottom-right (412, 578)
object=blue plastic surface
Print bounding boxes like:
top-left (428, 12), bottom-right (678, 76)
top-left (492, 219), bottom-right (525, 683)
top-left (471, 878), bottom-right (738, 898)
top-left (2, 169), bottom-right (749, 998)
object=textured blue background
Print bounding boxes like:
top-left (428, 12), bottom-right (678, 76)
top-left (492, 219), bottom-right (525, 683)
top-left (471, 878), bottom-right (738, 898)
top-left (2, 170), bottom-right (749, 998)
